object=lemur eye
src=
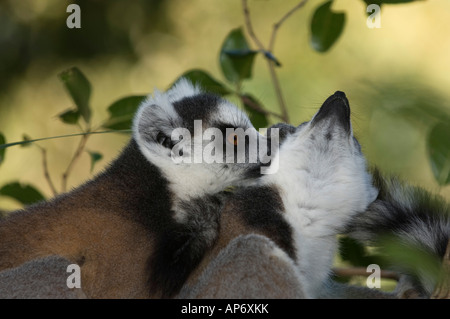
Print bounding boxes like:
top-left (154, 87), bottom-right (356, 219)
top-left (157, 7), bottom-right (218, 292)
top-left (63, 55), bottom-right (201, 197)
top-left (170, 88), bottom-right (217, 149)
top-left (227, 133), bottom-right (239, 146)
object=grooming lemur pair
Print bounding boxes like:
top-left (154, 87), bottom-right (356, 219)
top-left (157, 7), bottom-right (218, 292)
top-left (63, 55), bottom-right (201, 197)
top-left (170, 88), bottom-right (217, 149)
top-left (0, 79), bottom-right (448, 298)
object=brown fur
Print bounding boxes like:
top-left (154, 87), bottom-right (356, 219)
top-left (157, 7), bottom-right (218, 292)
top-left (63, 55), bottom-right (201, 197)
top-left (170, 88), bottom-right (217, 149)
top-left (0, 140), bottom-right (178, 298)
top-left (0, 179), bottom-right (154, 298)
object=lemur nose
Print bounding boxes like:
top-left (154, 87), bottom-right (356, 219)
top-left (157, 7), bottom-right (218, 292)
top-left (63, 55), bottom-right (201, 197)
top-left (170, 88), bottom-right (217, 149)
top-left (311, 91), bottom-right (351, 132)
top-left (333, 91), bottom-right (346, 98)
top-left (332, 91), bottom-right (349, 109)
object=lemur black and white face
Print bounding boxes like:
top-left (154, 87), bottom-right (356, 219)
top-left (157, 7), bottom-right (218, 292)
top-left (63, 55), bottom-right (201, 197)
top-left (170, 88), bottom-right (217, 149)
top-left (267, 91), bottom-right (379, 235)
top-left (133, 79), bottom-right (273, 203)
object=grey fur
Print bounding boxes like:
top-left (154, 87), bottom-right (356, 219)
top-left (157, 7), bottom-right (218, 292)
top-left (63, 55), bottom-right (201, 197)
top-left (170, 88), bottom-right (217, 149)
top-left (0, 256), bottom-right (87, 299)
top-left (177, 234), bottom-right (305, 299)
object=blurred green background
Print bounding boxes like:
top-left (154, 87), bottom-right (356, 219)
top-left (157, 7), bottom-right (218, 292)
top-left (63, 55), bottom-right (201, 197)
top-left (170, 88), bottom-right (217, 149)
top-left (1, 0), bottom-right (450, 210)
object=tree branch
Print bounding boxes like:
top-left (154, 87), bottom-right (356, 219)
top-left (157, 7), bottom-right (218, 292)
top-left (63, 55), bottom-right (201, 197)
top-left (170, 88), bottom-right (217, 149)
top-left (266, 63), bottom-right (289, 123)
top-left (38, 146), bottom-right (58, 197)
top-left (268, 0), bottom-right (308, 52)
top-left (332, 267), bottom-right (400, 281)
top-left (241, 0), bottom-right (308, 124)
top-left (240, 94), bottom-right (285, 120)
top-left (61, 133), bottom-right (90, 192)
top-left (241, 0), bottom-right (266, 52)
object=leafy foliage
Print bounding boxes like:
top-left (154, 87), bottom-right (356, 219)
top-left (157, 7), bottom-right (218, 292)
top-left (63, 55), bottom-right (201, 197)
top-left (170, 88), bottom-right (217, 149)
top-left (375, 235), bottom-right (443, 285)
top-left (339, 237), bottom-right (385, 268)
top-left (178, 70), bottom-right (231, 96)
top-left (427, 122), bottom-right (450, 185)
top-left (58, 67), bottom-right (92, 125)
top-left (0, 182), bottom-right (45, 206)
top-left (58, 109), bottom-right (81, 125)
top-left (87, 151), bottom-right (103, 173)
top-left (102, 96), bottom-right (146, 130)
top-left (0, 67), bottom-right (145, 205)
top-left (220, 28), bottom-right (257, 84)
top-left (310, 1), bottom-right (346, 53)
top-left (241, 94), bottom-right (269, 130)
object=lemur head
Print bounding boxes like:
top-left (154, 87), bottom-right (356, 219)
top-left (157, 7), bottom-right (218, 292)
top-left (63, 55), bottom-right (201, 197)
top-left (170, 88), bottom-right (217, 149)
top-left (274, 91), bottom-right (378, 231)
top-left (133, 79), bottom-right (271, 202)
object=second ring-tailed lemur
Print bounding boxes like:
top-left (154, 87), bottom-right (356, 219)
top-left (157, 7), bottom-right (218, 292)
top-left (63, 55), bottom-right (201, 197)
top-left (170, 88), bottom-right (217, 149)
top-left (179, 92), bottom-right (450, 299)
top-left (179, 91), bottom-right (380, 298)
top-left (0, 79), bottom-right (274, 298)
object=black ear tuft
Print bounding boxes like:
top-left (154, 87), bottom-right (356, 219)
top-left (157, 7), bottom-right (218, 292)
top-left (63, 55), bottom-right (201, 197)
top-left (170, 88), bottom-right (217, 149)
top-left (156, 132), bottom-right (173, 149)
top-left (134, 102), bottom-right (183, 153)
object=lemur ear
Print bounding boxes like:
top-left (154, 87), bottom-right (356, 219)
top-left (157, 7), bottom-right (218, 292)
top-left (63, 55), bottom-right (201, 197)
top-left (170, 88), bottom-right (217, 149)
top-left (133, 96), bottom-right (182, 153)
top-left (133, 79), bottom-right (200, 155)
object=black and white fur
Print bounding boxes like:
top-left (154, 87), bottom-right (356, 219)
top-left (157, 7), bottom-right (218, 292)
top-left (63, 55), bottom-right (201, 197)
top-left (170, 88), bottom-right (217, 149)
top-left (180, 91), bottom-right (378, 298)
top-left (263, 92), bottom-right (377, 297)
top-left (132, 79), bottom-right (272, 297)
top-left (347, 169), bottom-right (450, 297)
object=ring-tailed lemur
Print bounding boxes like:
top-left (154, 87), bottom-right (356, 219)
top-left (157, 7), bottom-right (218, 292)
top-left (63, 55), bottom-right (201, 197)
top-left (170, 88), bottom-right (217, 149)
top-left (180, 92), bottom-right (450, 299)
top-left (179, 91), bottom-right (380, 298)
top-left (0, 79), bottom-right (274, 298)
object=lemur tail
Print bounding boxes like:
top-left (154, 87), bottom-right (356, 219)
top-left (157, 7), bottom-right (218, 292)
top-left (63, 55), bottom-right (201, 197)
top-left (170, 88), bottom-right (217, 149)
top-left (347, 168), bottom-right (450, 296)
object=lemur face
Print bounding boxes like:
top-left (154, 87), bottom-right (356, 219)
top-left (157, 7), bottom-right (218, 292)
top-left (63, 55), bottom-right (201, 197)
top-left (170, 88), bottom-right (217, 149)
top-left (133, 79), bottom-right (273, 200)
top-left (272, 91), bottom-right (378, 226)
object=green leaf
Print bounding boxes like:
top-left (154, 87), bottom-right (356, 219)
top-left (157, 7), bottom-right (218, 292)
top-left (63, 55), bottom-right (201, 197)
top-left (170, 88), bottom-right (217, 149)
top-left (87, 150), bottom-right (103, 173)
top-left (376, 235), bottom-right (442, 284)
top-left (241, 94), bottom-right (269, 130)
top-left (339, 237), bottom-right (385, 267)
top-left (102, 95), bottom-right (146, 130)
top-left (58, 108), bottom-right (80, 125)
top-left (21, 134), bottom-right (33, 148)
top-left (177, 70), bottom-right (231, 96)
top-left (427, 122), bottom-right (450, 185)
top-left (0, 182), bottom-right (45, 205)
top-left (0, 133), bottom-right (5, 166)
top-left (58, 67), bottom-right (92, 124)
top-left (219, 28), bottom-right (257, 84)
top-left (310, 1), bottom-right (346, 53)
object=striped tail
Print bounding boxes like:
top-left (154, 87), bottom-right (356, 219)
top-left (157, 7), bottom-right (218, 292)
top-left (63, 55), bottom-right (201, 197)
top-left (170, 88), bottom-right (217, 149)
top-left (347, 168), bottom-right (450, 296)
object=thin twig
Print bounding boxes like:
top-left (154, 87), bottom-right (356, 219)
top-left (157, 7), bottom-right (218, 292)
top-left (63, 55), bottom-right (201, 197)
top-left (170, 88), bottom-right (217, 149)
top-left (240, 95), bottom-right (285, 120)
top-left (267, 62), bottom-right (289, 123)
top-left (37, 146), bottom-right (58, 197)
top-left (241, 0), bottom-right (266, 52)
top-left (0, 130), bottom-right (131, 150)
top-left (61, 133), bottom-right (90, 192)
top-left (268, 0), bottom-right (308, 51)
top-left (332, 267), bottom-right (400, 281)
top-left (242, 0), bottom-right (305, 123)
